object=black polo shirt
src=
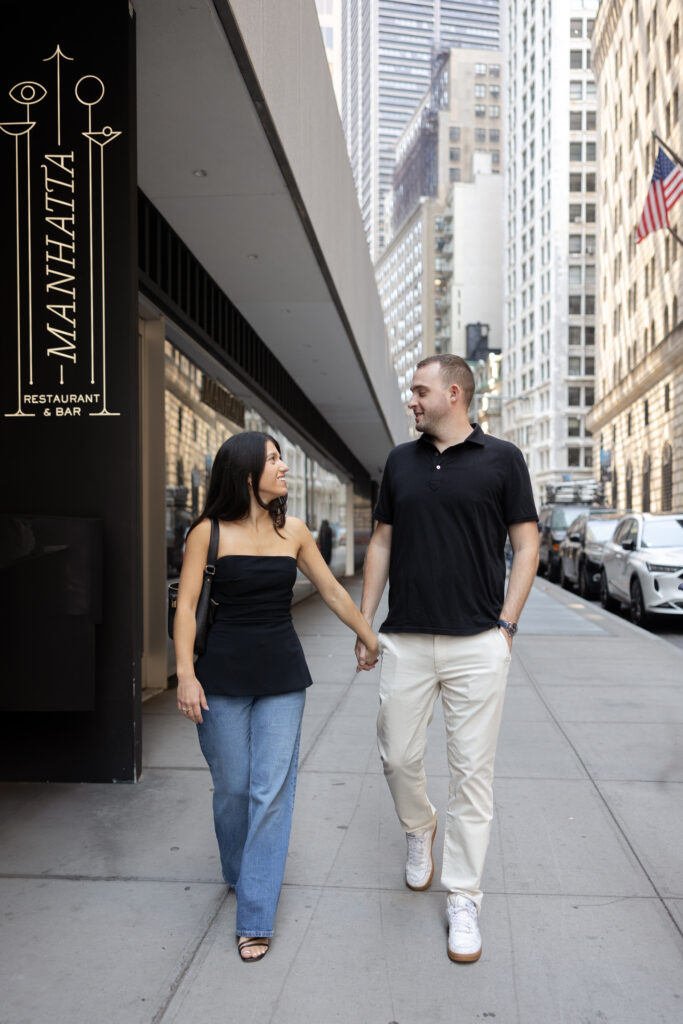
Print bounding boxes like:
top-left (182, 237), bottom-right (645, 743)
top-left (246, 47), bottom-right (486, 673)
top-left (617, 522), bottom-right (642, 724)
top-left (374, 425), bottom-right (538, 636)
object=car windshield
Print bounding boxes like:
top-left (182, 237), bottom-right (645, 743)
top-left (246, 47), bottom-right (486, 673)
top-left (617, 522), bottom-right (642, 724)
top-left (586, 519), bottom-right (619, 542)
top-left (641, 518), bottom-right (683, 548)
top-left (551, 506), bottom-right (585, 528)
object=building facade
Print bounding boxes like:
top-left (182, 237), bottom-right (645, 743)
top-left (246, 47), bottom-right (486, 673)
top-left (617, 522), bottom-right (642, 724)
top-left (502, 0), bottom-right (599, 503)
top-left (341, 0), bottom-right (501, 260)
top-left (375, 49), bottom-right (503, 403)
top-left (316, 0), bottom-right (343, 113)
top-left (589, 0), bottom-right (682, 513)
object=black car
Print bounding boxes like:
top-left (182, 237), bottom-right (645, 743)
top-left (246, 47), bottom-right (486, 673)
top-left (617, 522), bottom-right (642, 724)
top-left (558, 510), bottom-right (622, 597)
top-left (537, 503), bottom-right (592, 581)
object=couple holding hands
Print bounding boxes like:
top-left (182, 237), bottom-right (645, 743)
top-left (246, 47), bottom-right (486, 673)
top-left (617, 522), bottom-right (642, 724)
top-left (173, 355), bottom-right (539, 964)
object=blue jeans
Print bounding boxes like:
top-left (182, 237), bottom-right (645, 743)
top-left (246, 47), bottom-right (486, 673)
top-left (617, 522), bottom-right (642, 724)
top-left (196, 689), bottom-right (305, 938)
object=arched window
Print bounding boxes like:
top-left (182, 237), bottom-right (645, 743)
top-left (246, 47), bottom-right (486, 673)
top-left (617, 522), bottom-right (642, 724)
top-left (642, 453), bottom-right (651, 513)
top-left (664, 305), bottom-right (670, 335)
top-left (662, 444), bottom-right (673, 512)
top-left (625, 461), bottom-right (633, 509)
top-left (611, 467), bottom-right (618, 508)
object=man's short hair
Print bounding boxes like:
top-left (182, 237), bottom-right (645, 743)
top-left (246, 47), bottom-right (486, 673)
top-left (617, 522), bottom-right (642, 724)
top-left (416, 354), bottom-right (475, 406)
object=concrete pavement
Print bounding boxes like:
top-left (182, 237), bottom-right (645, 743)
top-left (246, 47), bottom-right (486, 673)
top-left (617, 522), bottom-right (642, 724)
top-left (1, 577), bottom-right (682, 1023)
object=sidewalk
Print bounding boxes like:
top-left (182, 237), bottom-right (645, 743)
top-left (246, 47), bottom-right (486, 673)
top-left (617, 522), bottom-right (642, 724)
top-left (1, 577), bottom-right (682, 1024)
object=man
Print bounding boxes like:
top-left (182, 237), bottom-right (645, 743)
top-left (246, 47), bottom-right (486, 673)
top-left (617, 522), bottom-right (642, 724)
top-left (356, 355), bottom-right (538, 962)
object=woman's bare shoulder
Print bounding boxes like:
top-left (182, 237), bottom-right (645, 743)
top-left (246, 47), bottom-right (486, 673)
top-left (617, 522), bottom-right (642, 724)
top-left (284, 516), bottom-right (309, 536)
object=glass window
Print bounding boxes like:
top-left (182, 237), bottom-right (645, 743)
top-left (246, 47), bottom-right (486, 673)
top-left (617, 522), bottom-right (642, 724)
top-left (570, 81), bottom-right (583, 100)
top-left (449, 167), bottom-right (461, 182)
top-left (570, 19), bottom-right (583, 37)
top-left (475, 83), bottom-right (487, 98)
top-left (489, 105), bottom-right (501, 118)
top-left (568, 417), bottom-right (581, 437)
top-left (489, 128), bottom-right (500, 142)
top-left (585, 173), bottom-right (596, 192)
top-left (642, 518), bottom-right (683, 547)
top-left (570, 50), bottom-right (583, 68)
top-left (569, 204), bottom-right (582, 222)
top-left (570, 142), bottom-right (582, 161)
top-left (585, 386), bottom-right (595, 405)
top-left (450, 147), bottom-right (460, 161)
top-left (569, 235), bottom-right (582, 254)
top-left (586, 142), bottom-right (596, 161)
top-left (489, 84), bottom-right (500, 99)
top-left (568, 356), bottom-right (582, 375)
top-left (586, 203), bottom-right (596, 222)
top-left (489, 64), bottom-right (500, 77)
top-left (475, 127), bottom-right (486, 141)
top-left (586, 110), bottom-right (597, 130)
top-left (569, 266), bottom-right (582, 285)
top-left (492, 150), bottom-right (500, 164)
top-left (568, 447), bottom-right (581, 466)
top-left (569, 295), bottom-right (582, 314)
top-left (568, 386), bottom-right (581, 406)
top-left (585, 298), bottom-right (595, 316)
top-left (475, 104), bottom-right (486, 117)
top-left (475, 63), bottom-right (486, 76)
top-left (569, 173), bottom-right (582, 191)
top-left (569, 325), bottom-right (582, 343)
top-left (570, 111), bottom-right (582, 130)
top-left (449, 126), bottom-right (460, 141)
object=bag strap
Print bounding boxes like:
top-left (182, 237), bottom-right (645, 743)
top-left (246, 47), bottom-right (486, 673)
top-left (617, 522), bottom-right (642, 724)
top-left (204, 518), bottom-right (219, 579)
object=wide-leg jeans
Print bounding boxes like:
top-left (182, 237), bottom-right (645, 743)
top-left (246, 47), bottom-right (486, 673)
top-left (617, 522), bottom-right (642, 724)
top-left (377, 629), bottom-right (511, 911)
top-left (197, 689), bottom-right (306, 937)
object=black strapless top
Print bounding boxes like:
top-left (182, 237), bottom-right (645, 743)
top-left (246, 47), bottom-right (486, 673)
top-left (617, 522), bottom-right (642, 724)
top-left (194, 555), bottom-right (313, 698)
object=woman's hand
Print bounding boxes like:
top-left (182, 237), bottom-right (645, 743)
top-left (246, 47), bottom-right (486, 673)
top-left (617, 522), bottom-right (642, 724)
top-left (177, 674), bottom-right (209, 724)
top-left (356, 632), bottom-right (379, 671)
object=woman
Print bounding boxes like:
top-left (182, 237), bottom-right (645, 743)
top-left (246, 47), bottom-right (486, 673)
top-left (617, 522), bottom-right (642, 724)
top-left (174, 431), bottom-right (378, 962)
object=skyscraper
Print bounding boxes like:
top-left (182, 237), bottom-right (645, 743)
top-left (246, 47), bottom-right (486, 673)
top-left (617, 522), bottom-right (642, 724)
top-left (502, 0), bottom-right (599, 503)
top-left (341, 0), bottom-right (500, 261)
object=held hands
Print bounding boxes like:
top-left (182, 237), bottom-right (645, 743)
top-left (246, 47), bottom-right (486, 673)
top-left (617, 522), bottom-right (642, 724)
top-left (177, 675), bottom-right (209, 724)
top-left (355, 633), bottom-right (380, 672)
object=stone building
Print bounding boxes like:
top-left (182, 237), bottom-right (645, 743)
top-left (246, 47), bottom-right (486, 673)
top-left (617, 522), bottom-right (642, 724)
top-left (589, 0), bottom-right (682, 512)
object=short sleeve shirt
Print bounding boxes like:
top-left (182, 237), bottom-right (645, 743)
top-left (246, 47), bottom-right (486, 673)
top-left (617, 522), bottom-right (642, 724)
top-left (373, 425), bottom-right (538, 636)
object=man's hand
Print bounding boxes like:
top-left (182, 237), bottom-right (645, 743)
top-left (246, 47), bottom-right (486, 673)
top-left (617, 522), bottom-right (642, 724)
top-left (355, 636), bottom-right (378, 672)
top-left (498, 626), bottom-right (513, 653)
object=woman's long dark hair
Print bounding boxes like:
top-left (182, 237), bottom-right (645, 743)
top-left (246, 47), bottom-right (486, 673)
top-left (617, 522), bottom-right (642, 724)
top-left (190, 432), bottom-right (287, 533)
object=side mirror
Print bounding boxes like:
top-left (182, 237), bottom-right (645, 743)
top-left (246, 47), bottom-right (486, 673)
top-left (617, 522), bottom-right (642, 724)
top-left (622, 539), bottom-right (636, 551)
top-left (569, 532), bottom-right (581, 542)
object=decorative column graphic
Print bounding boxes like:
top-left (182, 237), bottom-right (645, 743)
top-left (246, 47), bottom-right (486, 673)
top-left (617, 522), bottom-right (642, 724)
top-left (1, 43), bottom-right (124, 418)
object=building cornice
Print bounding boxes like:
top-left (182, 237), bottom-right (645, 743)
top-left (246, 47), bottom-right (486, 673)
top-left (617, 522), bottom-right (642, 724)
top-left (591, 0), bottom-right (623, 80)
top-left (587, 322), bottom-right (683, 432)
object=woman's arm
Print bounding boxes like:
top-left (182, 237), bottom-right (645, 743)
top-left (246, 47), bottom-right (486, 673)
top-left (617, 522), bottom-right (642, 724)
top-left (293, 519), bottom-right (379, 663)
top-left (173, 518), bottom-right (212, 723)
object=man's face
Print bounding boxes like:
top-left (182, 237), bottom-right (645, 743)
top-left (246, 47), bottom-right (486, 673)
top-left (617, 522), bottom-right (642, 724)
top-left (408, 363), bottom-right (453, 434)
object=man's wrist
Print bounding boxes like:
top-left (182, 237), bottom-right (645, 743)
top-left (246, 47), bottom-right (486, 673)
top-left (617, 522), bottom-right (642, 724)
top-left (497, 619), bottom-right (518, 638)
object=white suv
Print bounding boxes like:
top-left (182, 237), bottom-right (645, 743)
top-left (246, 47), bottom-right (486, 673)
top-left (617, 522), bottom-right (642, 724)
top-left (600, 513), bottom-right (683, 627)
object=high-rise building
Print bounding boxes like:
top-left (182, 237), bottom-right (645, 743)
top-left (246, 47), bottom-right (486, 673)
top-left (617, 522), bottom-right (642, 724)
top-left (588, 0), bottom-right (682, 514)
top-left (315, 0), bottom-right (343, 113)
top-left (502, 0), bottom-right (599, 503)
top-left (342, 1), bottom-right (501, 261)
top-left (375, 49), bottom-right (503, 403)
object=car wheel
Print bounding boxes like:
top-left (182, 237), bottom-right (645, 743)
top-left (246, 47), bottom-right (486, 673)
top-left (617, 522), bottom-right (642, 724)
top-left (560, 564), bottom-right (572, 590)
top-left (600, 570), bottom-right (618, 612)
top-left (629, 577), bottom-right (650, 628)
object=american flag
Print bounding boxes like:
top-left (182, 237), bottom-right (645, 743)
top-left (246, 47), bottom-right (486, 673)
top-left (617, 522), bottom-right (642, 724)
top-left (636, 146), bottom-right (683, 243)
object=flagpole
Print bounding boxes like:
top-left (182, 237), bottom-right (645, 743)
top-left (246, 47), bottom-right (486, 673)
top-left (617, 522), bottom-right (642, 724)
top-left (652, 130), bottom-right (683, 169)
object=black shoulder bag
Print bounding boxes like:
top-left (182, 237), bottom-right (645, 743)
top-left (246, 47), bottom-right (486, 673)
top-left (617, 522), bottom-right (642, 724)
top-left (167, 517), bottom-right (219, 655)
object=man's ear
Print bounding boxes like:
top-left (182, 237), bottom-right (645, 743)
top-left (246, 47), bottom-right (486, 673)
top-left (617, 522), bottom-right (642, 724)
top-left (449, 384), bottom-right (461, 403)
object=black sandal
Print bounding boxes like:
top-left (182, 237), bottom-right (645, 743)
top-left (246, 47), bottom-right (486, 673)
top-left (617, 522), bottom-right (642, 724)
top-left (237, 937), bottom-right (270, 962)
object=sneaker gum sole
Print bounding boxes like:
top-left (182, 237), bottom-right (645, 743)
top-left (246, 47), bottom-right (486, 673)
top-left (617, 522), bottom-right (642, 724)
top-left (405, 822), bottom-right (437, 892)
top-left (447, 945), bottom-right (482, 963)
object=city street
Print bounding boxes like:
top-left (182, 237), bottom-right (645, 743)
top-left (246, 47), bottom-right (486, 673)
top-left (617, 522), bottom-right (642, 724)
top-left (1, 575), bottom-right (682, 1024)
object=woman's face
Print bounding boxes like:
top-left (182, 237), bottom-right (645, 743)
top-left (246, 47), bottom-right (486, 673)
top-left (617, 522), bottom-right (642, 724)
top-left (257, 441), bottom-right (289, 503)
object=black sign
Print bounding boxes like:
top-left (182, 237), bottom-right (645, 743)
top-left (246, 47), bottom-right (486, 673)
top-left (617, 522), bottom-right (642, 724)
top-left (0, 3), bottom-right (132, 419)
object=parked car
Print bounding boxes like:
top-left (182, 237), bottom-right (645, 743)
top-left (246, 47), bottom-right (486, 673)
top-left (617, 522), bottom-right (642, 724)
top-left (558, 510), bottom-right (622, 597)
top-left (600, 512), bottom-right (683, 626)
top-left (537, 503), bottom-right (593, 581)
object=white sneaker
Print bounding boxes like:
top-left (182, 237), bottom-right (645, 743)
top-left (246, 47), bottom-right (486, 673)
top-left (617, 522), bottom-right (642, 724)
top-left (447, 894), bottom-right (482, 962)
top-left (405, 820), bottom-right (436, 890)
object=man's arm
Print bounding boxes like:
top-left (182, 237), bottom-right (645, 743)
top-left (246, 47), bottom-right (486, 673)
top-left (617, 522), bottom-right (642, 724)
top-left (355, 522), bottom-right (392, 670)
top-left (499, 521), bottom-right (539, 648)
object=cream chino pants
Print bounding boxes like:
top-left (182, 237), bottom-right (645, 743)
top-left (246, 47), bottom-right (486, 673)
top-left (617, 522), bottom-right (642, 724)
top-left (377, 628), bottom-right (512, 911)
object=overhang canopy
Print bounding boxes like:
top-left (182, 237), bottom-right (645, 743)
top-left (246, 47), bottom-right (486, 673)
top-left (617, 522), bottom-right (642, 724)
top-left (134, 0), bottom-right (408, 480)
